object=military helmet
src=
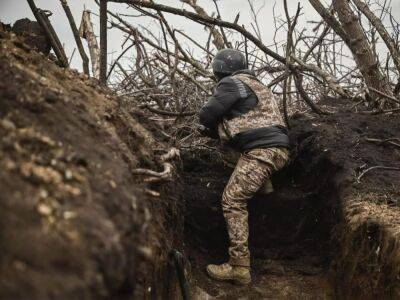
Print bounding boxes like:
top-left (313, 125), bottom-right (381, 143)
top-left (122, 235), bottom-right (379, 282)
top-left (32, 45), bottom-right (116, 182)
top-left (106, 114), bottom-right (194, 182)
top-left (212, 49), bottom-right (247, 76)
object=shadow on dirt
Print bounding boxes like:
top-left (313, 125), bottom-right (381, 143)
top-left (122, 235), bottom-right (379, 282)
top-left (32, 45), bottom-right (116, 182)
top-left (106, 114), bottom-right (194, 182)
top-left (182, 130), bottom-right (342, 299)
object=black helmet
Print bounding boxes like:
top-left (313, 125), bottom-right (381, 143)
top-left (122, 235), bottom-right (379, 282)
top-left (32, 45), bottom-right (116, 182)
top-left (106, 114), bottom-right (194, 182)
top-left (212, 49), bottom-right (247, 76)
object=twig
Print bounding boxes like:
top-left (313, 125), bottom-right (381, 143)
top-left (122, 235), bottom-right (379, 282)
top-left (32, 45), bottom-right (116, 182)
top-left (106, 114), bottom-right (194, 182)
top-left (68, 48), bottom-right (76, 65)
top-left (60, 0), bottom-right (90, 75)
top-left (140, 104), bottom-right (196, 117)
top-left (368, 86), bottom-right (400, 104)
top-left (293, 71), bottom-right (329, 115)
top-left (79, 10), bottom-right (100, 78)
top-left (357, 165), bottom-right (400, 183)
top-left (107, 43), bottom-right (135, 80)
top-left (26, 0), bottom-right (69, 67)
top-left (365, 137), bottom-right (400, 148)
top-left (360, 107), bottom-right (400, 114)
top-left (99, 0), bottom-right (108, 85)
top-left (282, 77), bottom-right (291, 128)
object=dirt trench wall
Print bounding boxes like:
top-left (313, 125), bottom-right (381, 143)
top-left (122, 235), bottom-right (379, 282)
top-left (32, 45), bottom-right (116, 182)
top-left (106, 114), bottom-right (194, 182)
top-left (0, 28), bottom-right (183, 299)
top-left (183, 108), bottom-right (400, 299)
top-left (182, 137), bottom-right (341, 261)
top-left (290, 110), bottom-right (400, 299)
top-left (333, 197), bottom-right (400, 298)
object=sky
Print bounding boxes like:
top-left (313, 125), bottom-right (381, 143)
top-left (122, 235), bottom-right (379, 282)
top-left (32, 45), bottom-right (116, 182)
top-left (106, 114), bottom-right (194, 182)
top-left (1, 0), bottom-right (400, 75)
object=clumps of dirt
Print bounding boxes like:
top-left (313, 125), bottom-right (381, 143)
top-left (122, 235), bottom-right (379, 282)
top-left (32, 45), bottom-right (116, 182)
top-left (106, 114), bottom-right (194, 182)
top-left (11, 18), bottom-right (51, 55)
top-left (289, 100), bottom-right (400, 298)
top-left (181, 98), bottom-right (400, 298)
top-left (0, 28), bottom-right (183, 299)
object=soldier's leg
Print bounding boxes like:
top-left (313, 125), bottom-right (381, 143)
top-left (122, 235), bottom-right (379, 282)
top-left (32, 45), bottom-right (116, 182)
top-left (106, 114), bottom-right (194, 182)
top-left (219, 143), bottom-right (240, 169)
top-left (221, 152), bottom-right (273, 267)
top-left (207, 148), bottom-right (289, 284)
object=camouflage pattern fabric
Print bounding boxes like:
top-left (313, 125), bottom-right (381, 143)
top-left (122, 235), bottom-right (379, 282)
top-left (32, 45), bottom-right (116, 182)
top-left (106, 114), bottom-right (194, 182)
top-left (222, 147), bottom-right (289, 267)
top-left (219, 143), bottom-right (241, 168)
top-left (220, 74), bottom-right (285, 139)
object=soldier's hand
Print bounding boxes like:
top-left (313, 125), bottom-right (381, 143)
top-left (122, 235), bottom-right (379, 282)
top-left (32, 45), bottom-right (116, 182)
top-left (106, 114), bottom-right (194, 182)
top-left (197, 125), bottom-right (209, 136)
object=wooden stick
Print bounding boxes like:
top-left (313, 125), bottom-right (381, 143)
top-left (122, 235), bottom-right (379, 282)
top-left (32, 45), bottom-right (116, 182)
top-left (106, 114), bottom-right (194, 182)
top-left (293, 71), bottom-right (329, 115)
top-left (99, 0), bottom-right (108, 85)
top-left (140, 104), bottom-right (196, 117)
top-left (365, 137), bottom-right (400, 148)
top-left (368, 86), bottom-right (400, 104)
top-left (79, 10), bottom-right (100, 78)
top-left (357, 165), bottom-right (400, 183)
top-left (60, 0), bottom-right (90, 75)
top-left (26, 0), bottom-right (69, 67)
top-left (39, 10), bottom-right (69, 65)
top-left (107, 43), bottom-right (134, 80)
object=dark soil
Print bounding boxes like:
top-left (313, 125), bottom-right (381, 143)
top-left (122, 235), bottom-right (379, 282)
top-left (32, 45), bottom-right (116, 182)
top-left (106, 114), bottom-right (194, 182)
top-left (182, 143), bottom-right (338, 299)
top-left (182, 98), bottom-right (400, 299)
top-left (0, 28), bottom-right (183, 299)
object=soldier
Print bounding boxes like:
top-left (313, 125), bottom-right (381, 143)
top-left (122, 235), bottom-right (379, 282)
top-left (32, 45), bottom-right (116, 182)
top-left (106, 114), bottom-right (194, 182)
top-left (198, 49), bottom-right (290, 285)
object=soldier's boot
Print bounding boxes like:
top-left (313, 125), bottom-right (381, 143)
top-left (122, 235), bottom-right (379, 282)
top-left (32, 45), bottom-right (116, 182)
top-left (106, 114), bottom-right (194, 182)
top-left (259, 178), bottom-right (274, 195)
top-left (206, 263), bottom-right (251, 285)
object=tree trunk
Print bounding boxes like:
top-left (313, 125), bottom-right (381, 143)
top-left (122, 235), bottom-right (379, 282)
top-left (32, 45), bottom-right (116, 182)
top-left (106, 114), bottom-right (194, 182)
top-left (351, 0), bottom-right (400, 76)
top-left (180, 0), bottom-right (225, 50)
top-left (79, 10), bottom-right (100, 79)
top-left (332, 0), bottom-right (394, 107)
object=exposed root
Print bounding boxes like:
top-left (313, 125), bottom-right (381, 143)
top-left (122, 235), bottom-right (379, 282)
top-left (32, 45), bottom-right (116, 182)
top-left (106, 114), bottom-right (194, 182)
top-left (356, 165), bottom-right (400, 183)
top-left (132, 147), bottom-right (180, 182)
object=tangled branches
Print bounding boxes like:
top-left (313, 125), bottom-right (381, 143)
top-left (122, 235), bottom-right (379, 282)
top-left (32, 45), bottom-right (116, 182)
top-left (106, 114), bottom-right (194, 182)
top-left (93, 0), bottom-right (400, 146)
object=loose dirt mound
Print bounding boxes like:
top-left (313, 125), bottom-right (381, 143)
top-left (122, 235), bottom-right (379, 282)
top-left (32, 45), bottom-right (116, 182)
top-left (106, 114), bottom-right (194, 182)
top-left (182, 99), bottom-right (400, 299)
top-left (0, 29), bottom-right (182, 299)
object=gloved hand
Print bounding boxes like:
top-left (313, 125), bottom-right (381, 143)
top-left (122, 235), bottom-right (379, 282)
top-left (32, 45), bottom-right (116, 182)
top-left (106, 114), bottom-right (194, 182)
top-left (197, 125), bottom-right (210, 136)
top-left (197, 125), bottom-right (217, 138)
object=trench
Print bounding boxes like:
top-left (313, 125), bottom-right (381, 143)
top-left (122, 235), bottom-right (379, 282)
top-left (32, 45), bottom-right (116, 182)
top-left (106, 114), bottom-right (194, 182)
top-left (180, 139), bottom-right (342, 299)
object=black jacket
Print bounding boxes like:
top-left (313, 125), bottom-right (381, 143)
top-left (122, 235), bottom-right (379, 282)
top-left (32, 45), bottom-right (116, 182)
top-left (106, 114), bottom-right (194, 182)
top-left (199, 69), bottom-right (289, 151)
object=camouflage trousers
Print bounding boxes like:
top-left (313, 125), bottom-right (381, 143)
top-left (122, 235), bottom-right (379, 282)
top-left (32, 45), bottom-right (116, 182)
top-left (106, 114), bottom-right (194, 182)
top-left (221, 147), bottom-right (289, 267)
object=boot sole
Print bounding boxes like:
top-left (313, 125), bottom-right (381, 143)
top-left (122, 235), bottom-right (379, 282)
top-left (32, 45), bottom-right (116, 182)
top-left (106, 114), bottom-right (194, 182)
top-left (206, 268), bottom-right (251, 285)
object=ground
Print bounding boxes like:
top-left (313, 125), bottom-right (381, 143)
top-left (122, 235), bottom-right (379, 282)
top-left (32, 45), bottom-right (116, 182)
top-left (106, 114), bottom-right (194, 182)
top-left (182, 100), bottom-right (400, 299)
top-left (1, 23), bottom-right (400, 300)
top-left (0, 28), bottom-right (183, 299)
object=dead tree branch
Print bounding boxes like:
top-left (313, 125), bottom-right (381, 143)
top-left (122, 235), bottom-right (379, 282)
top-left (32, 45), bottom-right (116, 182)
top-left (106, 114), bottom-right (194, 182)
top-left (180, 0), bottom-right (225, 50)
top-left (351, 0), bottom-right (400, 76)
top-left (357, 165), bottom-right (400, 183)
top-left (60, 0), bottom-right (90, 75)
top-left (365, 137), bottom-right (400, 148)
top-left (26, 0), bottom-right (69, 67)
top-left (312, 0), bottom-right (395, 107)
top-left (140, 104), bottom-right (196, 117)
top-left (293, 71), bottom-right (329, 115)
top-left (79, 10), bottom-right (100, 78)
top-left (99, 0), bottom-right (108, 85)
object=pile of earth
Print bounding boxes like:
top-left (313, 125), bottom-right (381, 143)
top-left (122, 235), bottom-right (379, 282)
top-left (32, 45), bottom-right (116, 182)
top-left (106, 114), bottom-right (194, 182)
top-left (0, 26), bottom-right (183, 299)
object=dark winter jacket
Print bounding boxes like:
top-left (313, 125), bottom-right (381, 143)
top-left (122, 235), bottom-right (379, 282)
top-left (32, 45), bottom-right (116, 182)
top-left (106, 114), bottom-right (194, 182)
top-left (199, 70), bottom-right (289, 151)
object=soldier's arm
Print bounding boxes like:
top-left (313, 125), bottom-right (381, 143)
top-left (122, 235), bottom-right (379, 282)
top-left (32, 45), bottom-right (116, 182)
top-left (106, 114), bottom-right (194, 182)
top-left (198, 77), bottom-right (243, 136)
